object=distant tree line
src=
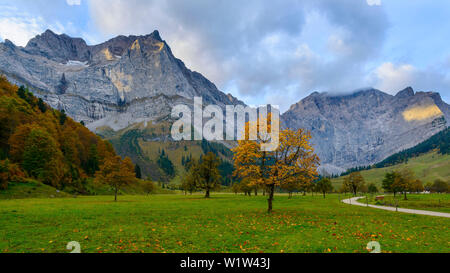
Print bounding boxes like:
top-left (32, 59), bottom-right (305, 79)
top-left (340, 165), bottom-right (373, 176)
top-left (157, 149), bottom-right (175, 178)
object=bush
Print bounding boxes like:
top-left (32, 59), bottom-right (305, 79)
top-left (431, 179), bottom-right (449, 193)
top-left (0, 159), bottom-right (26, 190)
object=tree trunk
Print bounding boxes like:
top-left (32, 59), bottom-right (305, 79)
top-left (254, 189), bottom-right (258, 196)
top-left (205, 189), bottom-right (210, 198)
top-left (323, 192), bottom-right (326, 199)
top-left (404, 191), bottom-right (407, 200)
top-left (268, 184), bottom-right (275, 214)
top-left (288, 192), bottom-right (292, 199)
top-left (114, 187), bottom-right (118, 202)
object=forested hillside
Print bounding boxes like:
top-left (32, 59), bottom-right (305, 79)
top-left (375, 126), bottom-right (449, 168)
top-left (101, 123), bottom-right (235, 186)
top-left (340, 126), bottom-right (449, 176)
top-left (332, 151), bottom-right (449, 189)
top-left (0, 76), bottom-right (118, 193)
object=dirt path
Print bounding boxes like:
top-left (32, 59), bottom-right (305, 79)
top-left (342, 197), bottom-right (450, 218)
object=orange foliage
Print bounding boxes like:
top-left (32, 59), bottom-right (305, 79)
top-left (0, 75), bottom-right (119, 191)
top-left (233, 114), bottom-right (319, 212)
top-left (95, 156), bottom-right (137, 201)
top-left (0, 159), bottom-right (25, 189)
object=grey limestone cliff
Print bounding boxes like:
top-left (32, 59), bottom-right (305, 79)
top-left (282, 87), bottom-right (449, 173)
top-left (0, 30), bottom-right (242, 132)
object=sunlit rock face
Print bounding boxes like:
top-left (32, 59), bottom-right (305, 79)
top-left (282, 87), bottom-right (449, 174)
top-left (0, 30), bottom-right (243, 131)
top-left (402, 105), bottom-right (443, 121)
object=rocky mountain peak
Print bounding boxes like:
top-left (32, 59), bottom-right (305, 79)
top-left (0, 29), bottom-right (243, 131)
top-left (396, 87), bottom-right (415, 98)
top-left (24, 29), bottom-right (90, 63)
top-left (148, 30), bottom-right (162, 42)
top-left (352, 88), bottom-right (384, 96)
top-left (282, 87), bottom-right (449, 174)
top-left (21, 30), bottom-right (166, 65)
top-left (3, 39), bottom-right (15, 48)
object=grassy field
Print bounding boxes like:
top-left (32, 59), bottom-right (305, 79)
top-left (360, 194), bottom-right (450, 213)
top-left (1, 193), bottom-right (448, 253)
top-left (332, 152), bottom-right (450, 189)
top-left (0, 180), bottom-right (173, 200)
top-left (0, 181), bottom-right (70, 200)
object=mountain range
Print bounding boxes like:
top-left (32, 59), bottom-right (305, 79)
top-left (0, 29), bottom-right (242, 132)
top-left (282, 87), bottom-right (449, 173)
top-left (0, 30), bottom-right (448, 176)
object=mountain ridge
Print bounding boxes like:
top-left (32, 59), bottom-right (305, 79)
top-left (282, 86), bottom-right (449, 174)
top-left (0, 30), bottom-right (244, 132)
top-left (1, 30), bottom-right (449, 175)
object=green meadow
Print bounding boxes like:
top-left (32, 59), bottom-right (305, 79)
top-left (362, 194), bottom-right (450, 213)
top-left (332, 152), bottom-right (450, 189)
top-left (1, 193), bottom-right (448, 253)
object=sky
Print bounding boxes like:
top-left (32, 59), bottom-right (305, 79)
top-left (0, 0), bottom-right (449, 112)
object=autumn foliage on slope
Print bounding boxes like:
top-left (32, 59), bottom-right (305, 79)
top-left (0, 76), bottom-right (125, 192)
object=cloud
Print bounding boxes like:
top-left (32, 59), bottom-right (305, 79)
top-left (373, 62), bottom-right (416, 93)
top-left (0, 0), bottom-right (87, 46)
top-left (66, 0), bottom-right (81, 6)
top-left (88, 0), bottom-right (389, 111)
top-left (371, 62), bottom-right (450, 96)
top-left (0, 6), bottom-right (48, 46)
top-left (366, 0), bottom-right (381, 6)
top-left (0, 5), bottom-right (68, 47)
top-left (0, 16), bottom-right (44, 46)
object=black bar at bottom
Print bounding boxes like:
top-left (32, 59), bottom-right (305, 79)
top-left (0, 253), bottom-right (446, 272)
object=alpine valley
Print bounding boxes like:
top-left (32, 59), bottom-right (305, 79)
top-left (0, 30), bottom-right (449, 179)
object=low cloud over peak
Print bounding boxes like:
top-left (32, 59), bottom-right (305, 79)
top-left (89, 0), bottom-right (391, 111)
top-left (0, 0), bottom-right (448, 110)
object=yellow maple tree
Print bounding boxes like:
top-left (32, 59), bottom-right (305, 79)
top-left (232, 114), bottom-right (319, 213)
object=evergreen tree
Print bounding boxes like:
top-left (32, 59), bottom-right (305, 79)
top-left (86, 144), bottom-right (100, 176)
top-left (135, 164), bottom-right (142, 179)
top-left (59, 110), bottom-right (67, 125)
top-left (157, 151), bottom-right (175, 178)
top-left (37, 98), bottom-right (47, 113)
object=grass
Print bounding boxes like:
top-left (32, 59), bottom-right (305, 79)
top-left (332, 151), bottom-right (450, 189)
top-left (360, 194), bottom-right (450, 213)
top-left (0, 180), bottom-right (173, 200)
top-left (0, 193), bottom-right (448, 253)
top-left (0, 181), bottom-right (69, 200)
